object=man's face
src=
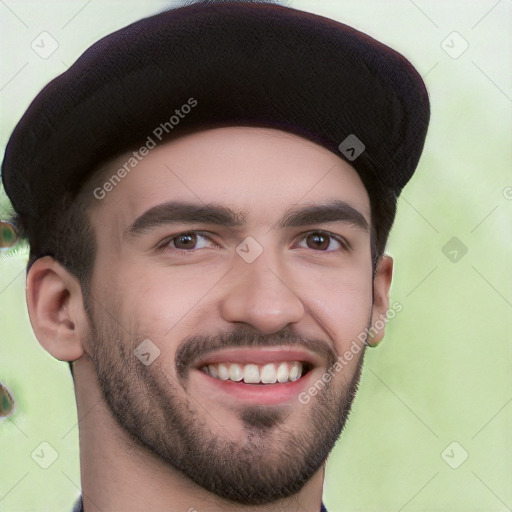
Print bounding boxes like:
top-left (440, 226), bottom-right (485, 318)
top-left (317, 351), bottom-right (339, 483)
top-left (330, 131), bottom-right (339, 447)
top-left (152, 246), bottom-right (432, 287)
top-left (84, 126), bottom-right (379, 505)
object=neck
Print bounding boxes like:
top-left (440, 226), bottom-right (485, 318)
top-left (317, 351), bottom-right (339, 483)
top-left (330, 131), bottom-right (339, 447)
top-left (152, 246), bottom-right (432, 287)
top-left (73, 357), bottom-right (326, 512)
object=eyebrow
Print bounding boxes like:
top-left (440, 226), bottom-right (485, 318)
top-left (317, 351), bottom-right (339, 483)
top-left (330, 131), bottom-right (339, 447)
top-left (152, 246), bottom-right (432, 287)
top-left (125, 199), bottom-right (369, 238)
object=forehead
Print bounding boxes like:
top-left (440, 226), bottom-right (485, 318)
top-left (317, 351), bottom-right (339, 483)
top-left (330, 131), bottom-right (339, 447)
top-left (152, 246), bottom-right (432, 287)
top-left (89, 126), bottom-right (371, 235)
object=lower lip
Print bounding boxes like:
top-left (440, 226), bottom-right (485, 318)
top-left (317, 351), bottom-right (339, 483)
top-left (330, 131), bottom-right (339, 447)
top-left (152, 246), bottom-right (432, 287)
top-left (195, 369), bottom-right (313, 405)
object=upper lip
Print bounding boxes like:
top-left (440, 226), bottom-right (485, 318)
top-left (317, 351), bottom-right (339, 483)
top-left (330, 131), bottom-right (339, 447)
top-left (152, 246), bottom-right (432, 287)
top-left (193, 346), bottom-right (323, 369)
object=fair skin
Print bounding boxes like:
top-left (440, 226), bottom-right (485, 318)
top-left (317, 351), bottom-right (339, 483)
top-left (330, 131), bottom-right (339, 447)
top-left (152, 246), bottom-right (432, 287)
top-left (26, 126), bottom-right (392, 512)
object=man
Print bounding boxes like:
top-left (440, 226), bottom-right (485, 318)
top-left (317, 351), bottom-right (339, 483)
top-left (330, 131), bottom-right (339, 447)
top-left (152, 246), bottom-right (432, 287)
top-left (1, 0), bottom-right (429, 510)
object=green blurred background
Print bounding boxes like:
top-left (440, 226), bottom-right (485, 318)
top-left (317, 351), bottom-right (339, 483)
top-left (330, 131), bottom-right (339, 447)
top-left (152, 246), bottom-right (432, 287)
top-left (1, 1), bottom-right (511, 510)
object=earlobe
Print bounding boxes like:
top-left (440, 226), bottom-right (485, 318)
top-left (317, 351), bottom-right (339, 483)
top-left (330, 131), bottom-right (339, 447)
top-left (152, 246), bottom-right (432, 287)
top-left (368, 255), bottom-right (393, 347)
top-left (26, 256), bottom-right (86, 362)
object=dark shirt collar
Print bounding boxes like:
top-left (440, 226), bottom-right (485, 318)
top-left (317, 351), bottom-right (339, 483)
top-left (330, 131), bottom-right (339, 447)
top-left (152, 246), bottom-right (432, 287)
top-left (72, 495), bottom-right (328, 511)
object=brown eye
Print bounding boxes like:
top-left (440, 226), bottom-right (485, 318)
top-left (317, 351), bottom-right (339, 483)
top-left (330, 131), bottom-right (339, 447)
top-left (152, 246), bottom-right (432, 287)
top-left (298, 231), bottom-right (348, 252)
top-left (306, 232), bottom-right (330, 250)
top-left (162, 231), bottom-right (218, 252)
top-left (173, 232), bottom-right (198, 249)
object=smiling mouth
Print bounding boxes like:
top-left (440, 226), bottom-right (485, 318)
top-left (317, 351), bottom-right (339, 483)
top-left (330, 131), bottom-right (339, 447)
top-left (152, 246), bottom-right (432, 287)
top-left (199, 361), bottom-right (314, 385)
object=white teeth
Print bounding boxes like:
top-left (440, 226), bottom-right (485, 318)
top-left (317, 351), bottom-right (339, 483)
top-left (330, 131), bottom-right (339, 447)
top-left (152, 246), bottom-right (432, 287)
top-left (243, 364), bottom-right (260, 383)
top-left (289, 362), bottom-right (302, 382)
top-left (217, 363), bottom-right (229, 381)
top-left (260, 363), bottom-right (277, 383)
top-left (201, 361), bottom-right (306, 384)
top-left (276, 362), bottom-right (288, 383)
top-left (229, 363), bottom-right (243, 382)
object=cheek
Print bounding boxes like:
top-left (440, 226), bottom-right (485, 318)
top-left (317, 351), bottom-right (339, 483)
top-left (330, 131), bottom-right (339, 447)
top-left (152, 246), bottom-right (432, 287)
top-left (299, 265), bottom-right (374, 346)
top-left (114, 265), bottom-right (222, 339)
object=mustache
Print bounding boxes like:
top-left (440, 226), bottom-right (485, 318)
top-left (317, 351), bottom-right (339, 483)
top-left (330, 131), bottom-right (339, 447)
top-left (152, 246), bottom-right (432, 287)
top-left (175, 324), bottom-right (338, 380)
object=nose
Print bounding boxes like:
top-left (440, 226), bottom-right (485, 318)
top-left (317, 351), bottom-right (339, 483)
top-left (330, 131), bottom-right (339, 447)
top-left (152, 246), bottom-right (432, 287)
top-left (219, 254), bottom-right (305, 334)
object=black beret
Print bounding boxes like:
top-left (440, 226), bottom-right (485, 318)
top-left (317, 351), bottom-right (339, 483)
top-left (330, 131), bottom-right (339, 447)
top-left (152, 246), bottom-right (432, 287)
top-left (1, 0), bottom-right (430, 228)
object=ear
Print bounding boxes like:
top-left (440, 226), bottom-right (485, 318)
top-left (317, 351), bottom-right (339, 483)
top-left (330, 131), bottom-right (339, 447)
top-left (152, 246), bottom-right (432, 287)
top-left (26, 256), bottom-right (88, 362)
top-left (368, 255), bottom-right (393, 347)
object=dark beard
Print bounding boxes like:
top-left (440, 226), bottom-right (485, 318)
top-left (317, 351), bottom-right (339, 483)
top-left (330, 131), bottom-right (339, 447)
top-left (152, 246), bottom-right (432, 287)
top-left (88, 313), bottom-right (366, 506)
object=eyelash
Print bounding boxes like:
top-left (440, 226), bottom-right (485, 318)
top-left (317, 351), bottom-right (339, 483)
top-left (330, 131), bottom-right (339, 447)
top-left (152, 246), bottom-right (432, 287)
top-left (158, 230), bottom-right (350, 254)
